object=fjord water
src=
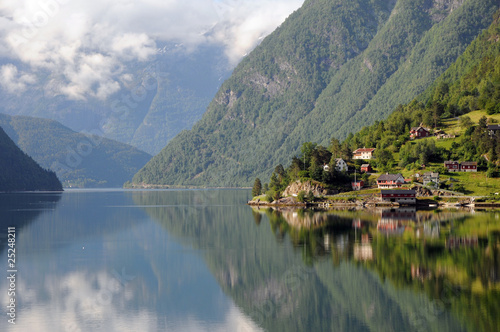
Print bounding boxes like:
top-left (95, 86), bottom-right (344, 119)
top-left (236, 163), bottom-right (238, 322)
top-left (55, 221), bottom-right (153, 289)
top-left (0, 190), bottom-right (498, 332)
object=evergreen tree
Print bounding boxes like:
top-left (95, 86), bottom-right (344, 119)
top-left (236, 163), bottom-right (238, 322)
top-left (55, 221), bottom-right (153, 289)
top-left (252, 178), bottom-right (262, 197)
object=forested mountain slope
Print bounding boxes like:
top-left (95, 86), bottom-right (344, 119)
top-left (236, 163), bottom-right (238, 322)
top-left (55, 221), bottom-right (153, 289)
top-left (0, 126), bottom-right (62, 192)
top-left (0, 114), bottom-right (151, 188)
top-left (134, 0), bottom-right (499, 187)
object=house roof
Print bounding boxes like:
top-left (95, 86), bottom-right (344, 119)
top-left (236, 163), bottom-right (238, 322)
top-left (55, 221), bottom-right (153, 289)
top-left (410, 126), bottom-right (429, 132)
top-left (353, 148), bottom-right (375, 153)
top-left (380, 189), bottom-right (416, 195)
top-left (335, 158), bottom-right (345, 163)
top-left (423, 172), bottom-right (439, 178)
top-left (444, 160), bottom-right (459, 164)
top-left (487, 125), bottom-right (500, 130)
top-left (461, 161), bottom-right (477, 166)
top-left (377, 173), bottom-right (404, 182)
top-left (361, 164), bottom-right (370, 167)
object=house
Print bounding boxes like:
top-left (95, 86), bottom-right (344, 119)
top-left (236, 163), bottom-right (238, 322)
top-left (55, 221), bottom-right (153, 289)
top-left (444, 160), bottom-right (460, 172)
top-left (376, 173), bottom-right (405, 189)
top-left (360, 164), bottom-right (372, 173)
top-left (380, 189), bottom-right (416, 205)
top-left (323, 164), bottom-right (330, 172)
top-left (351, 180), bottom-right (364, 191)
top-left (334, 158), bottom-right (348, 172)
top-left (460, 161), bottom-right (477, 172)
top-left (434, 130), bottom-right (455, 140)
top-left (353, 148), bottom-right (375, 160)
top-left (444, 160), bottom-right (477, 172)
top-left (410, 126), bottom-right (431, 139)
top-left (488, 124), bottom-right (500, 136)
top-left (422, 172), bottom-right (439, 188)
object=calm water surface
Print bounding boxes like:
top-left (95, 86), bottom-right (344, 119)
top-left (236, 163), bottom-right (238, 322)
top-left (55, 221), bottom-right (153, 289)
top-left (0, 189), bottom-right (498, 331)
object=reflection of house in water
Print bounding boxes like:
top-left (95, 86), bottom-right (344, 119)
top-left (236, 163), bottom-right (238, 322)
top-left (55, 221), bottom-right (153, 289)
top-left (418, 222), bottom-right (440, 238)
top-left (378, 208), bottom-right (416, 235)
top-left (336, 234), bottom-right (349, 255)
top-left (354, 234), bottom-right (373, 261)
top-left (446, 236), bottom-right (479, 249)
top-left (324, 233), bottom-right (330, 252)
top-left (380, 207), bottom-right (416, 222)
top-left (411, 264), bottom-right (432, 280)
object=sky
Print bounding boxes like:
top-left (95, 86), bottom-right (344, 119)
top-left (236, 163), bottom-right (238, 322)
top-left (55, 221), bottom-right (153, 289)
top-left (0, 0), bottom-right (303, 100)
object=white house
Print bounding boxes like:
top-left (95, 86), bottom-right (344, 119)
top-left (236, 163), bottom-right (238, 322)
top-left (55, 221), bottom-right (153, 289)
top-left (335, 158), bottom-right (348, 172)
top-left (353, 148), bottom-right (375, 160)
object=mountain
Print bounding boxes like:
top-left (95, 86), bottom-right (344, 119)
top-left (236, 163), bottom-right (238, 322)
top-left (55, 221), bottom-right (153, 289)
top-left (0, 114), bottom-right (152, 188)
top-left (0, 43), bottom-right (231, 155)
top-left (133, 0), bottom-right (499, 187)
top-left (0, 126), bottom-right (62, 192)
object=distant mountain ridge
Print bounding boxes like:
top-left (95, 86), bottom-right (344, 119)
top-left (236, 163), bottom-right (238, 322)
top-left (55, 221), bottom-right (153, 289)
top-left (133, 0), bottom-right (499, 187)
top-left (0, 114), bottom-right (152, 188)
top-left (0, 126), bottom-right (62, 192)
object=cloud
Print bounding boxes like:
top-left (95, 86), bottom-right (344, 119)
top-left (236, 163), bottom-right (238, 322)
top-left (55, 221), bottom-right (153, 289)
top-left (0, 270), bottom-right (263, 332)
top-left (0, 63), bottom-right (36, 93)
top-left (0, 0), bottom-right (303, 100)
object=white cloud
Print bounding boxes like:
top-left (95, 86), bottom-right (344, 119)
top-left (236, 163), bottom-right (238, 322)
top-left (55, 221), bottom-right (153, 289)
top-left (0, 270), bottom-right (263, 332)
top-left (0, 0), bottom-right (303, 100)
top-left (0, 63), bottom-right (36, 93)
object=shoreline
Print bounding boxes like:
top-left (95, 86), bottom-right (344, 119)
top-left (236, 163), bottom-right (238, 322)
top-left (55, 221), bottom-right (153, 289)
top-left (247, 197), bottom-right (498, 209)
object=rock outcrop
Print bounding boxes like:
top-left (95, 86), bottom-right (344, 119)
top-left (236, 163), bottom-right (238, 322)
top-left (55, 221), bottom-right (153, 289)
top-left (282, 180), bottom-right (336, 197)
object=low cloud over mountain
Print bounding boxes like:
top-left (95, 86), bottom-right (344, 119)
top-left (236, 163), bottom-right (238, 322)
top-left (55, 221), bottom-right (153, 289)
top-left (0, 0), bottom-right (302, 100)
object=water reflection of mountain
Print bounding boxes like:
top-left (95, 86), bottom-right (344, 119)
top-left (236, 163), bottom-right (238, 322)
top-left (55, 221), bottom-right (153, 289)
top-left (135, 191), bottom-right (472, 332)
top-left (0, 192), bottom-right (61, 251)
top-left (267, 206), bottom-right (500, 332)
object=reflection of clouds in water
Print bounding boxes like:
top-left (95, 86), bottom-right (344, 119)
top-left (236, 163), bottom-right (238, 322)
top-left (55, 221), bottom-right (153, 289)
top-left (0, 271), bottom-right (262, 332)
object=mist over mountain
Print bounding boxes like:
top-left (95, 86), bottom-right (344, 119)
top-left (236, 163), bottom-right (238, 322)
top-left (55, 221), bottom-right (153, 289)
top-left (0, 43), bottom-right (231, 154)
top-left (133, 0), bottom-right (499, 187)
top-left (0, 0), bottom-right (302, 154)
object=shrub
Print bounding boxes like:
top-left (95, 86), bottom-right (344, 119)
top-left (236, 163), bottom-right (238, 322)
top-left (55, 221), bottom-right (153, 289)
top-left (297, 190), bottom-right (306, 202)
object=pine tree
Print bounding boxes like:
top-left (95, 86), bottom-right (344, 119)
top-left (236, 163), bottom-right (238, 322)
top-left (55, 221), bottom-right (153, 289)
top-left (252, 178), bottom-right (262, 197)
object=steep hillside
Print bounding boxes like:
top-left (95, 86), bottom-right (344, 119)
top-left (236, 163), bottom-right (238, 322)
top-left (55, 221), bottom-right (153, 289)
top-left (0, 126), bottom-right (62, 192)
top-left (133, 0), bottom-right (499, 187)
top-left (0, 114), bottom-right (151, 188)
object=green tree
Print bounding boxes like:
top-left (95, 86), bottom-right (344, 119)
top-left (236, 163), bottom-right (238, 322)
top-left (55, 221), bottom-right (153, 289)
top-left (459, 115), bottom-right (473, 130)
top-left (252, 178), bottom-right (262, 197)
top-left (329, 137), bottom-right (342, 157)
top-left (375, 148), bottom-right (394, 171)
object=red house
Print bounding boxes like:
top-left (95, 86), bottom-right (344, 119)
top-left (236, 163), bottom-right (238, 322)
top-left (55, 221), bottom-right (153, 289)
top-left (444, 161), bottom-right (460, 172)
top-left (444, 160), bottom-right (477, 172)
top-left (380, 189), bottom-right (416, 204)
top-left (410, 126), bottom-right (431, 139)
top-left (460, 161), bottom-right (477, 172)
top-left (360, 164), bottom-right (372, 173)
top-left (351, 180), bottom-right (364, 191)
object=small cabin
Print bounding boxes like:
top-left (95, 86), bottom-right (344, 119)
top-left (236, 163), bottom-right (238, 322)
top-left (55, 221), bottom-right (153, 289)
top-left (351, 180), bottom-right (364, 191)
top-left (410, 126), bottom-right (431, 139)
top-left (360, 164), bottom-right (372, 173)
